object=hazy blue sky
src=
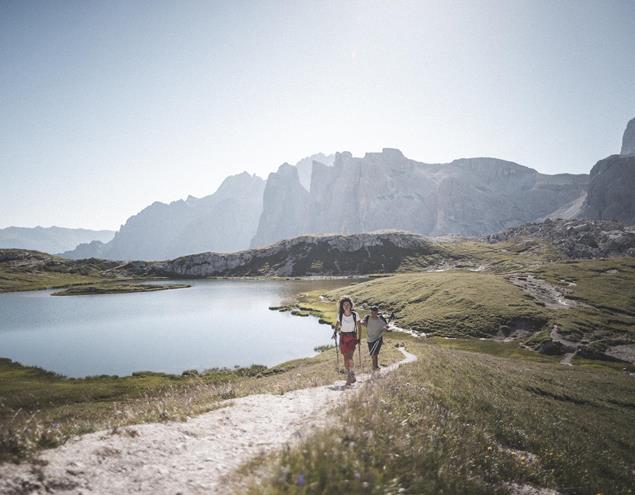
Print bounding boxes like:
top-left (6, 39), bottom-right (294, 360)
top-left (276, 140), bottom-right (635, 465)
top-left (2, 0), bottom-right (634, 230)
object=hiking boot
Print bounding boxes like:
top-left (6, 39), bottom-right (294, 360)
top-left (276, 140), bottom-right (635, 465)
top-left (345, 371), bottom-right (356, 385)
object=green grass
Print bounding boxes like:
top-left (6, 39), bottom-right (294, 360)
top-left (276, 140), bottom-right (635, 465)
top-left (238, 341), bottom-right (635, 495)
top-left (321, 271), bottom-right (549, 338)
top-left (527, 258), bottom-right (635, 348)
top-left (439, 238), bottom-right (562, 271)
top-left (0, 270), bottom-right (109, 293)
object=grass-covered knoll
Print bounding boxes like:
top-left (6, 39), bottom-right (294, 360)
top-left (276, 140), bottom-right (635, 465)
top-left (299, 254), bottom-right (635, 359)
top-left (51, 283), bottom-right (190, 296)
top-left (0, 338), bottom-right (404, 462)
top-left (0, 269), bottom-right (108, 293)
top-left (0, 248), bottom-right (140, 293)
top-left (320, 271), bottom-right (549, 338)
top-left (239, 342), bottom-right (635, 495)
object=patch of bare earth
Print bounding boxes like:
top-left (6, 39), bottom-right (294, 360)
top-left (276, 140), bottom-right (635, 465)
top-left (508, 274), bottom-right (582, 309)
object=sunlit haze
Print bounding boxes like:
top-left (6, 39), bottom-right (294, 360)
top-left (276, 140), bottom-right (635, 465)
top-left (2, 0), bottom-right (634, 230)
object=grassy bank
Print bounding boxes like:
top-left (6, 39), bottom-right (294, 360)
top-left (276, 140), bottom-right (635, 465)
top-left (51, 283), bottom-right (191, 296)
top-left (238, 341), bottom-right (635, 495)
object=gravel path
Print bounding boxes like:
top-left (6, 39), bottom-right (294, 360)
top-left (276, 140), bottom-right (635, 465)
top-left (0, 348), bottom-right (417, 495)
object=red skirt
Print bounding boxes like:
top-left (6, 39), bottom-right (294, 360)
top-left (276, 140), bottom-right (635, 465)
top-left (339, 333), bottom-right (357, 354)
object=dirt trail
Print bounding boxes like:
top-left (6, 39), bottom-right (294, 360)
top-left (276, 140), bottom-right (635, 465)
top-left (0, 348), bottom-right (417, 495)
top-left (508, 274), bottom-right (581, 309)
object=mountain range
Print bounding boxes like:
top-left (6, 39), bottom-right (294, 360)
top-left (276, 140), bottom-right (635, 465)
top-left (0, 226), bottom-right (114, 254)
top-left (10, 118), bottom-right (635, 261)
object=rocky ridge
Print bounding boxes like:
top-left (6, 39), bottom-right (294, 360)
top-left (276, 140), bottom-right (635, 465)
top-left (487, 218), bottom-right (635, 258)
top-left (126, 232), bottom-right (451, 278)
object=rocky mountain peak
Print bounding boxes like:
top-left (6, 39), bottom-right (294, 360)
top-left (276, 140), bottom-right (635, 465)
top-left (578, 154), bottom-right (635, 225)
top-left (363, 148), bottom-right (406, 162)
top-left (621, 117), bottom-right (635, 155)
top-left (214, 171), bottom-right (264, 200)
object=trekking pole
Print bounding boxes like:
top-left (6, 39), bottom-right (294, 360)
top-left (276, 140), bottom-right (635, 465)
top-left (358, 326), bottom-right (363, 374)
top-left (333, 329), bottom-right (340, 372)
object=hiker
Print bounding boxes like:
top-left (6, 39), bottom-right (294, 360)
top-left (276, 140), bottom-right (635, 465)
top-left (363, 305), bottom-right (391, 371)
top-left (332, 296), bottom-right (361, 385)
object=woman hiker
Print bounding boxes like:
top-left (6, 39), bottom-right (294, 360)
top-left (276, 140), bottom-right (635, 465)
top-left (332, 296), bottom-right (361, 385)
top-left (363, 305), bottom-right (391, 371)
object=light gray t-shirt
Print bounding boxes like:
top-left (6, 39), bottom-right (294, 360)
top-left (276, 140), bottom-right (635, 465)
top-left (364, 315), bottom-right (388, 342)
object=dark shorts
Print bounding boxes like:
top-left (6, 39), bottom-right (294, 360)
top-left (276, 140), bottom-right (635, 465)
top-left (339, 333), bottom-right (357, 355)
top-left (367, 337), bottom-right (383, 356)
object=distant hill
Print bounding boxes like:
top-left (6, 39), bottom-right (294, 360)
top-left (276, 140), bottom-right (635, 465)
top-left (0, 226), bottom-right (114, 254)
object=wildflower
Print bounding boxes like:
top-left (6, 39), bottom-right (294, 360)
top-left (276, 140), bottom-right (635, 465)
top-left (296, 473), bottom-right (305, 486)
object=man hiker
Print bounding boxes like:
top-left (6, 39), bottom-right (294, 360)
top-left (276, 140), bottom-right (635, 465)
top-left (332, 296), bottom-right (361, 385)
top-left (363, 305), bottom-right (391, 371)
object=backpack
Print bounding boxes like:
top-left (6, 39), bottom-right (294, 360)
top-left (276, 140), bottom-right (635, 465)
top-left (363, 314), bottom-right (388, 325)
top-left (339, 311), bottom-right (358, 332)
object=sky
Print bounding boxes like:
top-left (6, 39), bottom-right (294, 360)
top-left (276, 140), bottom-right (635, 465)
top-left (1, 0), bottom-right (634, 231)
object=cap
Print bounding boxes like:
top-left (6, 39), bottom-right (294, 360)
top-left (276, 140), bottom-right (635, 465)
top-left (370, 305), bottom-right (379, 311)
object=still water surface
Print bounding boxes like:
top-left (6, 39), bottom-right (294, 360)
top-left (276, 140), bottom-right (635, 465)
top-left (0, 279), bottom-right (349, 378)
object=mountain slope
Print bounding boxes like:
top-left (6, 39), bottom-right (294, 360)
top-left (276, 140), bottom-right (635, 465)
top-left (61, 173), bottom-right (265, 260)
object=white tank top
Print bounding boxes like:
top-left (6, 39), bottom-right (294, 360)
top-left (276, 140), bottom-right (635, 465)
top-left (340, 312), bottom-right (358, 333)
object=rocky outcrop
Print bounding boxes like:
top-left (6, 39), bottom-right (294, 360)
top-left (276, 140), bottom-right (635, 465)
top-left (0, 226), bottom-right (114, 254)
top-left (61, 240), bottom-right (109, 259)
top-left (250, 165), bottom-right (311, 248)
top-left (253, 148), bottom-right (589, 247)
top-left (621, 117), bottom-right (635, 155)
top-left (62, 173), bottom-right (265, 260)
top-left (488, 218), bottom-right (635, 258)
top-left (295, 153), bottom-right (334, 191)
top-left (577, 154), bottom-right (635, 225)
top-left (127, 232), bottom-right (451, 278)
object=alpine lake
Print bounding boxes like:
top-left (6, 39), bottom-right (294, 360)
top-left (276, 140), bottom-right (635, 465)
top-left (0, 279), bottom-right (353, 378)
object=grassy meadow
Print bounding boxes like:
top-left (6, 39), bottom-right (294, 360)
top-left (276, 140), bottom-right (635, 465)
top-left (237, 340), bottom-right (635, 495)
